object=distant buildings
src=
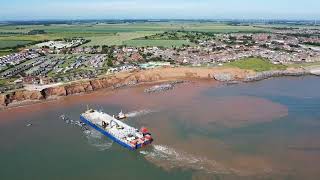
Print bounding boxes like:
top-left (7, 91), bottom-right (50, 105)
top-left (36, 39), bottom-right (87, 50)
top-left (1, 28), bottom-right (320, 93)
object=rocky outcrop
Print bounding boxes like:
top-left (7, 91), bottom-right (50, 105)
top-left (308, 67), bottom-right (320, 76)
top-left (90, 80), bottom-right (103, 90)
top-left (245, 69), bottom-right (310, 82)
top-left (126, 73), bottom-right (162, 83)
top-left (42, 86), bottom-right (66, 98)
top-left (65, 82), bottom-right (93, 95)
top-left (213, 73), bottom-right (235, 82)
top-left (149, 74), bottom-right (162, 81)
top-left (96, 77), bottom-right (123, 88)
top-left (5, 90), bottom-right (44, 104)
top-left (144, 80), bottom-right (188, 93)
top-left (0, 94), bottom-right (6, 106)
top-left (0, 70), bottom-right (174, 108)
top-left (145, 84), bottom-right (174, 93)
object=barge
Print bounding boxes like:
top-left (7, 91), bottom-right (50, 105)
top-left (80, 109), bottom-right (153, 150)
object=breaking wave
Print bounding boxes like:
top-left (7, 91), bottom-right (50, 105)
top-left (61, 114), bottom-right (113, 151)
top-left (83, 129), bottom-right (113, 151)
top-left (140, 144), bottom-right (230, 174)
top-left (126, 109), bottom-right (155, 118)
top-left (61, 114), bottom-right (87, 129)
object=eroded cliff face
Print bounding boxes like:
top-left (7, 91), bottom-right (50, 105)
top-left (0, 94), bottom-right (6, 107)
top-left (41, 77), bottom-right (125, 99)
top-left (0, 73), bottom-right (164, 107)
top-left (65, 82), bottom-right (93, 95)
top-left (5, 90), bottom-right (44, 105)
top-left (90, 79), bottom-right (103, 90)
top-left (124, 73), bottom-right (162, 83)
top-left (1, 67), bottom-right (299, 108)
top-left (42, 86), bottom-right (67, 98)
top-left (0, 68), bottom-right (249, 108)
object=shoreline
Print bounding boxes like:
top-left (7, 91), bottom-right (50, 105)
top-left (0, 79), bottom-right (191, 111)
top-left (0, 66), bottom-right (315, 111)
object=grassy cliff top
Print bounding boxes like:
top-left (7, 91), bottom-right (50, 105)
top-left (226, 57), bottom-right (287, 72)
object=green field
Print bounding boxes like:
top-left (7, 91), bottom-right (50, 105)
top-left (0, 79), bottom-right (7, 86)
top-left (0, 49), bottom-right (14, 56)
top-left (288, 60), bottom-right (320, 68)
top-left (0, 23), bottom-right (270, 49)
top-left (124, 39), bottom-right (192, 47)
top-left (0, 40), bottom-right (33, 49)
top-left (0, 78), bottom-right (17, 87)
top-left (83, 31), bottom-right (161, 46)
top-left (226, 57), bottom-right (287, 72)
top-left (0, 23), bottom-right (268, 33)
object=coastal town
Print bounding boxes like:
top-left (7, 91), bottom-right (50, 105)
top-left (0, 26), bottom-right (320, 93)
top-left (3, 0), bottom-right (320, 179)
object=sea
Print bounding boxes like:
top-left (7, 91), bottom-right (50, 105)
top-left (1, 76), bottom-right (320, 180)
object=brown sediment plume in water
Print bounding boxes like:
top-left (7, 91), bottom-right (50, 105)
top-left (144, 136), bottom-right (283, 177)
top-left (105, 81), bottom-right (288, 126)
top-left (139, 99), bottom-right (288, 176)
top-left (0, 80), bottom-right (213, 124)
top-left (117, 86), bottom-right (289, 176)
top-left (177, 96), bottom-right (289, 128)
top-left (0, 66), bottom-right (251, 109)
top-left (0, 78), bottom-right (296, 177)
top-left (143, 119), bottom-right (278, 176)
top-left (102, 83), bottom-right (288, 128)
top-left (85, 80), bottom-right (216, 111)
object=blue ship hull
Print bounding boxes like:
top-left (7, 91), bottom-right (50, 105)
top-left (80, 115), bottom-right (152, 150)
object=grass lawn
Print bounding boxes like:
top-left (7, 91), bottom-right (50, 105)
top-left (124, 39), bottom-right (192, 47)
top-left (287, 61), bottom-right (320, 68)
top-left (0, 79), bottom-right (7, 86)
top-left (0, 78), bottom-right (17, 87)
top-left (83, 31), bottom-right (161, 46)
top-left (0, 49), bottom-right (14, 57)
top-left (0, 40), bottom-right (33, 49)
top-left (61, 57), bottom-right (76, 68)
top-left (226, 57), bottom-right (287, 72)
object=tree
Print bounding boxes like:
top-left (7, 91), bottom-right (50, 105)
top-left (107, 59), bottom-right (113, 67)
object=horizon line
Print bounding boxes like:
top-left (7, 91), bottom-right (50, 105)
top-left (1, 18), bottom-right (320, 22)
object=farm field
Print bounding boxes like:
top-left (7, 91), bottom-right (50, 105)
top-left (255, 24), bottom-right (320, 30)
top-left (83, 31), bottom-right (161, 46)
top-left (0, 49), bottom-right (15, 56)
top-left (0, 40), bottom-right (33, 49)
top-left (0, 23), bottom-right (270, 49)
top-left (123, 39), bottom-right (192, 47)
top-left (0, 23), bottom-right (269, 33)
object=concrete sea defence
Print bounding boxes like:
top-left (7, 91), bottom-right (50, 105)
top-left (144, 80), bottom-right (187, 93)
top-left (212, 73), bottom-right (236, 82)
top-left (244, 69), bottom-right (310, 82)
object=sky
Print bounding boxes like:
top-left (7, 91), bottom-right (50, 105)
top-left (0, 0), bottom-right (319, 20)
